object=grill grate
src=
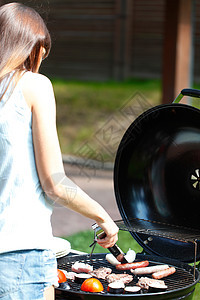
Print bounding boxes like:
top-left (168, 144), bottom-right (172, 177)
top-left (115, 218), bottom-right (200, 243)
top-left (56, 253), bottom-right (196, 297)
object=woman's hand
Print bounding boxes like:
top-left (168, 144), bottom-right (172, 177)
top-left (96, 219), bottom-right (119, 248)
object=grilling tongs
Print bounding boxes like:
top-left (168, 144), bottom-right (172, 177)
top-left (89, 223), bottom-right (128, 263)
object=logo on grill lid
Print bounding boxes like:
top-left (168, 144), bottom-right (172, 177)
top-left (191, 169), bottom-right (200, 190)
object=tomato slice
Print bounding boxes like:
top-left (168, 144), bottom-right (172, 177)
top-left (81, 278), bottom-right (104, 293)
top-left (57, 269), bottom-right (67, 283)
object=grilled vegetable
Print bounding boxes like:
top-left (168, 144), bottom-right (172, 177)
top-left (148, 281), bottom-right (168, 292)
top-left (107, 281), bottom-right (125, 294)
top-left (81, 278), bottom-right (104, 293)
top-left (74, 273), bottom-right (92, 284)
top-left (124, 286), bottom-right (141, 294)
top-left (57, 269), bottom-right (67, 283)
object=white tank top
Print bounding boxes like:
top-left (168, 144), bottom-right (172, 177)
top-left (0, 72), bottom-right (54, 253)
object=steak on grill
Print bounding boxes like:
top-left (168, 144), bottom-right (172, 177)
top-left (89, 267), bottom-right (112, 279)
top-left (106, 273), bottom-right (133, 284)
top-left (71, 262), bottom-right (93, 273)
top-left (136, 277), bottom-right (166, 290)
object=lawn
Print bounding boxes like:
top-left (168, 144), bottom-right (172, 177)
top-left (52, 78), bottom-right (162, 160)
top-left (65, 230), bottom-right (143, 254)
top-left (53, 78), bottom-right (200, 161)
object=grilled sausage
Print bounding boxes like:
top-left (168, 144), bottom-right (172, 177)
top-left (131, 264), bottom-right (169, 275)
top-left (152, 267), bottom-right (176, 279)
top-left (116, 260), bottom-right (149, 271)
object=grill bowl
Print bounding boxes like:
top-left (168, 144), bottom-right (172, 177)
top-left (56, 253), bottom-right (199, 299)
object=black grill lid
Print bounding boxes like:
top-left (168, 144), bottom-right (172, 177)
top-left (114, 103), bottom-right (200, 262)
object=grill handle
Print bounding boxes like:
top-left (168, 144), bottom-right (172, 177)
top-left (173, 88), bottom-right (200, 103)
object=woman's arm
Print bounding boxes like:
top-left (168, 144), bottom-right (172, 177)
top-left (21, 72), bottom-right (118, 248)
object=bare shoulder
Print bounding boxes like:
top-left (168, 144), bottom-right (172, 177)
top-left (20, 72), bottom-right (52, 92)
top-left (19, 72), bottom-right (54, 108)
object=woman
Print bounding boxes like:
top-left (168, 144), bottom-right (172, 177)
top-left (0, 2), bottom-right (118, 299)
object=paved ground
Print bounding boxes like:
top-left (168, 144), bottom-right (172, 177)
top-left (51, 161), bottom-right (121, 237)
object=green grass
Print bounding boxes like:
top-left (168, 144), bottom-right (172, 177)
top-left (52, 78), bottom-right (162, 160)
top-left (194, 285), bottom-right (200, 300)
top-left (64, 229), bottom-right (200, 299)
top-left (64, 230), bottom-right (143, 254)
top-left (52, 78), bottom-right (200, 160)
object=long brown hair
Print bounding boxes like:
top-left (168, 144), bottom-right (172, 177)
top-left (0, 2), bottom-right (51, 100)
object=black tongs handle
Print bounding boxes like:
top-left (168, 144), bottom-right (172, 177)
top-left (96, 231), bottom-right (124, 259)
top-left (91, 223), bottom-right (128, 263)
